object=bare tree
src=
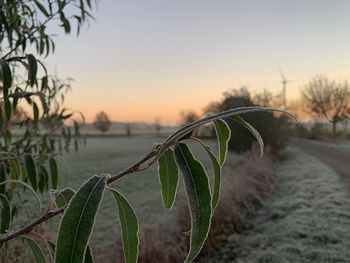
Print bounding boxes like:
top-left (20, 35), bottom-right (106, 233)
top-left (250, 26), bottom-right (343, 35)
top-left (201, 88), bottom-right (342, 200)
top-left (302, 76), bottom-right (350, 137)
top-left (93, 111), bottom-right (112, 134)
top-left (125, 123), bottom-right (131, 136)
top-left (154, 117), bottom-right (162, 136)
top-left (254, 89), bottom-right (273, 107)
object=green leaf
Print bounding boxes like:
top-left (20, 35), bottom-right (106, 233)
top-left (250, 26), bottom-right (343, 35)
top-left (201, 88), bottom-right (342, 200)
top-left (157, 148), bottom-right (179, 209)
top-left (174, 143), bottom-right (212, 263)
top-left (213, 119), bottom-right (231, 166)
top-left (0, 180), bottom-right (41, 211)
top-left (55, 175), bottom-right (106, 263)
top-left (230, 115), bottom-right (264, 157)
top-left (54, 187), bottom-right (75, 208)
top-left (0, 106), bottom-right (3, 130)
top-left (24, 154), bottom-right (37, 191)
top-left (0, 165), bottom-right (6, 195)
top-left (84, 246), bottom-right (94, 263)
top-left (26, 54), bottom-right (38, 86)
top-left (0, 60), bottom-right (12, 98)
top-left (109, 188), bottom-right (139, 263)
top-left (194, 139), bottom-right (222, 211)
top-left (155, 106), bottom-right (295, 162)
top-left (49, 158), bottom-right (58, 189)
top-left (22, 236), bottom-right (47, 263)
top-left (46, 240), bottom-right (56, 262)
top-left (0, 194), bottom-right (11, 234)
top-left (34, 0), bottom-right (50, 17)
top-left (4, 98), bottom-right (12, 124)
top-left (47, 240), bottom-right (94, 263)
top-left (33, 102), bottom-right (39, 128)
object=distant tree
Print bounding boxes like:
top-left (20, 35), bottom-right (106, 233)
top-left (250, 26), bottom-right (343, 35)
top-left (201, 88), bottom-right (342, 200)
top-left (205, 87), bottom-right (288, 153)
top-left (254, 89), bottom-right (273, 107)
top-left (93, 111), bottom-right (112, 133)
top-left (180, 110), bottom-right (200, 125)
top-left (154, 117), bottom-right (162, 136)
top-left (302, 76), bottom-right (350, 137)
top-left (126, 123), bottom-right (132, 136)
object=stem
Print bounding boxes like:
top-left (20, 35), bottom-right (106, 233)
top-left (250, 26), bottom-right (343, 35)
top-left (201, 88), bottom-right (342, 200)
top-left (0, 207), bottom-right (65, 244)
top-left (0, 146), bottom-right (158, 244)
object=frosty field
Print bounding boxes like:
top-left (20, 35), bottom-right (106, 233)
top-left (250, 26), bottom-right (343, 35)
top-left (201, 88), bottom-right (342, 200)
top-left (50, 136), bottom-right (219, 256)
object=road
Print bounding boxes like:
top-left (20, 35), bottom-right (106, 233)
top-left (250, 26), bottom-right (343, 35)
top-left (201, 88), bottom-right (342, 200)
top-left (290, 138), bottom-right (350, 182)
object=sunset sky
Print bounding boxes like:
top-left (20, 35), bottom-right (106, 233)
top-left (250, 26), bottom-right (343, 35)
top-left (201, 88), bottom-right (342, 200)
top-left (45, 0), bottom-right (350, 124)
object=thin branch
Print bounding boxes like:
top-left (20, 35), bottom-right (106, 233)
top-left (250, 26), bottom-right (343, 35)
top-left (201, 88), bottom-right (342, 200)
top-left (0, 206), bottom-right (65, 244)
top-left (0, 145), bottom-right (159, 244)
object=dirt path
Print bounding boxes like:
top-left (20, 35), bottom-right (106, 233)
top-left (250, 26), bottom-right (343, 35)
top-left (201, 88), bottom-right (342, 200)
top-left (207, 149), bottom-right (350, 263)
top-left (289, 138), bottom-right (350, 183)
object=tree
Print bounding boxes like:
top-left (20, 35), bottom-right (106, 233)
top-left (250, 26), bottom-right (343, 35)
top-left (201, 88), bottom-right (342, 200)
top-left (205, 87), bottom-right (289, 154)
top-left (154, 117), bottom-right (162, 136)
top-left (180, 110), bottom-right (200, 125)
top-left (302, 76), bottom-right (350, 137)
top-left (126, 123), bottom-right (132, 136)
top-left (93, 111), bottom-right (112, 133)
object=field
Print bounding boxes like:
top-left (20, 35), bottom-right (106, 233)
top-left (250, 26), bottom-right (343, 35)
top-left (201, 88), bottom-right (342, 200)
top-left (29, 136), bottom-right (221, 257)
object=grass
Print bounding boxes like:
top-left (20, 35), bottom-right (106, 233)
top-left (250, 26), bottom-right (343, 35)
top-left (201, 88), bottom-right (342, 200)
top-left (7, 136), bottom-right (223, 261)
top-left (208, 148), bottom-right (350, 263)
top-left (117, 150), bottom-right (277, 263)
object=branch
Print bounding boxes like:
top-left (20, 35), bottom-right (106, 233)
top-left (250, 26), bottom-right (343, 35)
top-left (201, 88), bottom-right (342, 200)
top-left (0, 206), bottom-right (65, 244)
top-left (0, 146), bottom-right (159, 244)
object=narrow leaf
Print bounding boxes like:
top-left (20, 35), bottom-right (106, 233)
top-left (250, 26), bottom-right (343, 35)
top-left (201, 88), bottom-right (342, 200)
top-left (46, 240), bottom-right (55, 263)
top-left (54, 187), bottom-right (75, 208)
top-left (48, 240), bottom-right (94, 263)
top-left (49, 158), bottom-right (58, 189)
top-left (157, 149), bottom-right (179, 209)
top-left (55, 175), bottom-right (106, 263)
top-left (213, 119), bottom-right (231, 166)
top-left (33, 103), bottom-right (39, 128)
top-left (0, 60), bottom-right (12, 98)
top-left (4, 99), bottom-right (11, 124)
top-left (0, 180), bottom-right (41, 211)
top-left (26, 54), bottom-right (38, 86)
top-left (0, 194), bottom-right (11, 234)
top-left (230, 115), bottom-right (264, 157)
top-left (174, 143), bottom-right (212, 263)
top-left (22, 236), bottom-right (47, 263)
top-left (24, 154), bottom-right (37, 191)
top-left (109, 188), bottom-right (139, 263)
top-left (0, 165), bottom-right (5, 195)
top-left (194, 139), bottom-right (221, 211)
top-left (155, 107), bottom-right (296, 161)
top-left (34, 0), bottom-right (50, 17)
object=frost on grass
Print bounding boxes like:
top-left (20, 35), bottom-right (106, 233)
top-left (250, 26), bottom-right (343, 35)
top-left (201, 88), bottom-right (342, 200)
top-left (209, 148), bottom-right (350, 263)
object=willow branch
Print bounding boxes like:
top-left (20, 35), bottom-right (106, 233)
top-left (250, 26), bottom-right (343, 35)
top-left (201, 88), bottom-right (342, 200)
top-left (0, 146), bottom-right (159, 244)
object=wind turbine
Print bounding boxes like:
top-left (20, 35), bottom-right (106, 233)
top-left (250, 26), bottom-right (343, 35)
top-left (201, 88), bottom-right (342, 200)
top-left (279, 68), bottom-right (291, 109)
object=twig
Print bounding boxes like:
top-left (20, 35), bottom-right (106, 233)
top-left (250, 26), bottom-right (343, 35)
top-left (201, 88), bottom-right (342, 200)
top-left (0, 146), bottom-right (158, 244)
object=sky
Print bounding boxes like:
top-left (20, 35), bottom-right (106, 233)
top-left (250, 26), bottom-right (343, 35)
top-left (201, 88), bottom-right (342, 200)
top-left (45, 0), bottom-right (350, 124)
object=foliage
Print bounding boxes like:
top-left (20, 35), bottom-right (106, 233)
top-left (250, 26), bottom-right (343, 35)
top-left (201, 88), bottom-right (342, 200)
top-left (0, 106), bottom-right (294, 263)
top-left (93, 111), bottom-right (112, 133)
top-left (0, 0), bottom-right (93, 260)
top-left (0, 1), bottom-right (295, 262)
top-left (0, 0), bottom-right (91, 205)
top-left (205, 87), bottom-right (290, 154)
top-left (302, 75), bottom-right (350, 137)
